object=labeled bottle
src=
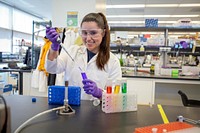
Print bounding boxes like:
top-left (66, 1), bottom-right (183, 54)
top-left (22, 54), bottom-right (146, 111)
top-left (150, 64), bottom-right (155, 75)
top-left (140, 44), bottom-right (145, 51)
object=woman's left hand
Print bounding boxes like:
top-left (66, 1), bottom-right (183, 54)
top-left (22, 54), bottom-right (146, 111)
top-left (82, 79), bottom-right (102, 98)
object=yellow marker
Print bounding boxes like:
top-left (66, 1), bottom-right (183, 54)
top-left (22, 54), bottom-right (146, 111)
top-left (157, 104), bottom-right (169, 124)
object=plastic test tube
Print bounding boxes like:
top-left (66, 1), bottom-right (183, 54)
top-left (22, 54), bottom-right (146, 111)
top-left (121, 79), bottom-right (127, 93)
top-left (114, 85), bottom-right (120, 94)
top-left (107, 86), bottom-right (112, 94)
top-left (81, 72), bottom-right (87, 79)
top-left (81, 72), bottom-right (101, 106)
top-left (114, 80), bottom-right (120, 94)
top-left (106, 79), bottom-right (113, 94)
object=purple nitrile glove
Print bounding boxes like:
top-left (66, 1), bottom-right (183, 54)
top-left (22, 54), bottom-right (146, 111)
top-left (46, 27), bottom-right (60, 51)
top-left (82, 79), bottom-right (102, 99)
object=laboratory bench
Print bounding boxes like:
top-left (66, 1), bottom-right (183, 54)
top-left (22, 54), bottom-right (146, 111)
top-left (123, 71), bottom-right (200, 81)
top-left (3, 95), bottom-right (200, 133)
top-left (122, 72), bottom-right (200, 106)
top-left (0, 68), bottom-right (32, 95)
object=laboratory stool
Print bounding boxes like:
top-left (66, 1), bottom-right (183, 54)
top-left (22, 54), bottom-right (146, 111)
top-left (178, 90), bottom-right (200, 107)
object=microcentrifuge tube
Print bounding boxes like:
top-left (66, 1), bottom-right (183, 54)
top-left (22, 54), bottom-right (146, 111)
top-left (162, 129), bottom-right (167, 133)
top-left (122, 82), bottom-right (127, 93)
top-left (93, 98), bottom-right (100, 106)
top-left (114, 85), bottom-right (120, 94)
top-left (152, 128), bottom-right (158, 133)
top-left (81, 72), bottom-right (87, 79)
top-left (178, 115), bottom-right (184, 122)
top-left (106, 86), bottom-right (112, 94)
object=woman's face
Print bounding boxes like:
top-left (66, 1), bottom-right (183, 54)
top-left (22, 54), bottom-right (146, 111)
top-left (80, 22), bottom-right (104, 53)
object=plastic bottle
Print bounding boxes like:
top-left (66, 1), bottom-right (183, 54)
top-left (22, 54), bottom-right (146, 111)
top-left (150, 64), bottom-right (155, 75)
top-left (140, 44), bottom-right (145, 51)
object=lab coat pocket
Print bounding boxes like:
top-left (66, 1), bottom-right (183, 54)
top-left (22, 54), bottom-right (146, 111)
top-left (38, 71), bottom-right (47, 92)
top-left (31, 69), bottom-right (39, 88)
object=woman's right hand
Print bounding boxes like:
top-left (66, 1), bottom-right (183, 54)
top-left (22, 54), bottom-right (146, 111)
top-left (46, 27), bottom-right (60, 51)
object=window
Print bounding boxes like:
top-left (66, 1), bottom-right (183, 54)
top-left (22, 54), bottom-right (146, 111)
top-left (0, 28), bottom-right (12, 52)
top-left (0, 3), bottom-right (11, 29)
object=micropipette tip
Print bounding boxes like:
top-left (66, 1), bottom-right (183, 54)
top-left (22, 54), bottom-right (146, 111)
top-left (78, 67), bottom-right (82, 72)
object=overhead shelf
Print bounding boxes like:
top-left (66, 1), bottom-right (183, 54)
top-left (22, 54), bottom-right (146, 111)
top-left (110, 26), bottom-right (200, 32)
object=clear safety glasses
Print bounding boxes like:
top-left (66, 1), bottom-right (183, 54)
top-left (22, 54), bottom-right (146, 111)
top-left (79, 29), bottom-right (103, 38)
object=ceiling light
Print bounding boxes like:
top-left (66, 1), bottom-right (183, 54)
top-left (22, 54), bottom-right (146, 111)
top-left (106, 4), bottom-right (145, 8)
top-left (108, 21), bottom-right (200, 24)
top-left (106, 15), bottom-right (199, 18)
top-left (179, 4), bottom-right (200, 7)
top-left (146, 4), bottom-right (179, 7)
top-left (108, 21), bottom-right (144, 24)
top-left (106, 4), bottom-right (200, 9)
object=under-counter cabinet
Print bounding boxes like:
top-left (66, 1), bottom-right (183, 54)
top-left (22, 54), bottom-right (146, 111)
top-left (127, 78), bottom-right (154, 105)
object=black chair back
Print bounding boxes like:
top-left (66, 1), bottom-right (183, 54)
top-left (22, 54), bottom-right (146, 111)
top-left (178, 90), bottom-right (189, 106)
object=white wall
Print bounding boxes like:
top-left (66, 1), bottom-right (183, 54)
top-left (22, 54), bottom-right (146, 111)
top-left (52, 0), bottom-right (106, 27)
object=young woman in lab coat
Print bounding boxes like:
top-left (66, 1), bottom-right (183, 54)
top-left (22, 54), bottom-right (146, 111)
top-left (45, 12), bottom-right (122, 100)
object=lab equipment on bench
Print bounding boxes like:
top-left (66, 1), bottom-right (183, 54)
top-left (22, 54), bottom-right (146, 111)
top-left (48, 85), bottom-right (80, 106)
top-left (48, 86), bottom-right (76, 115)
top-left (102, 78), bottom-right (137, 113)
top-left (135, 116), bottom-right (200, 133)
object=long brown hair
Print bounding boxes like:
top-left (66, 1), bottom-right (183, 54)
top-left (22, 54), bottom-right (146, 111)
top-left (81, 12), bottom-right (110, 70)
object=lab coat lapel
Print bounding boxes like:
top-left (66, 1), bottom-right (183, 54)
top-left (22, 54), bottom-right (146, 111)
top-left (79, 47), bottom-right (88, 71)
top-left (87, 54), bottom-right (97, 67)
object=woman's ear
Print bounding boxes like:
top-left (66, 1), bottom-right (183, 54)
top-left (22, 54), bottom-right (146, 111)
top-left (102, 29), bottom-right (106, 37)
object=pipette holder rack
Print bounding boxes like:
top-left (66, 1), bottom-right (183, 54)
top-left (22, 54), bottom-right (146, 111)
top-left (48, 85), bottom-right (65, 105)
top-left (48, 85), bottom-right (81, 106)
top-left (68, 86), bottom-right (81, 106)
top-left (102, 93), bottom-right (137, 113)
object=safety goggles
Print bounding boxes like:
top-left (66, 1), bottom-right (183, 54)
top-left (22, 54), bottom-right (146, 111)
top-left (79, 29), bottom-right (103, 38)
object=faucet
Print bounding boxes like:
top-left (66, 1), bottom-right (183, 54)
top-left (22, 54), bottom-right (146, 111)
top-left (134, 65), bottom-right (138, 73)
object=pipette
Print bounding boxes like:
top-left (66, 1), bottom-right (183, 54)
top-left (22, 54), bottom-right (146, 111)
top-left (57, 37), bottom-right (87, 80)
top-left (57, 38), bottom-right (81, 70)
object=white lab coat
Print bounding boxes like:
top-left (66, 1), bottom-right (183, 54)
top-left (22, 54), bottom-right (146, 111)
top-left (45, 45), bottom-right (122, 100)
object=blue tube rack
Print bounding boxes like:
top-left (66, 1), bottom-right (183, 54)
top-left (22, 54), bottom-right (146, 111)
top-left (48, 85), bottom-right (65, 105)
top-left (48, 85), bottom-right (81, 106)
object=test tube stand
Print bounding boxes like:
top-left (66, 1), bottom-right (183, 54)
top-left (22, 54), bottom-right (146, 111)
top-left (102, 93), bottom-right (137, 113)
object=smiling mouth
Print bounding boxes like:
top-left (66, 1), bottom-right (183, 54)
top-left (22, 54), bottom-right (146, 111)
top-left (86, 42), bottom-right (94, 45)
